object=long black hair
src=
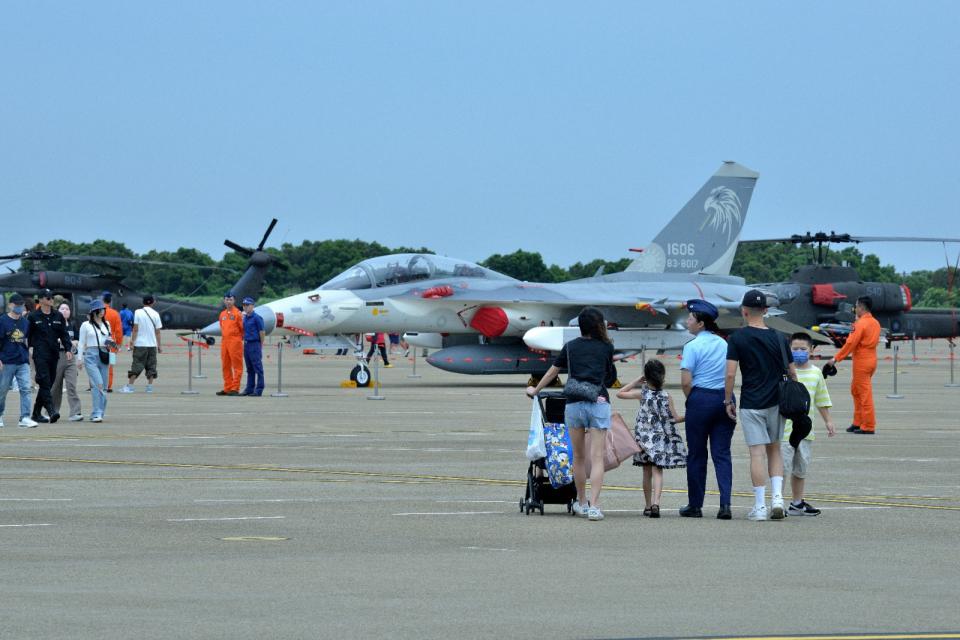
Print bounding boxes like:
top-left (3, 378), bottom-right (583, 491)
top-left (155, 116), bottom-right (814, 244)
top-left (577, 307), bottom-right (610, 344)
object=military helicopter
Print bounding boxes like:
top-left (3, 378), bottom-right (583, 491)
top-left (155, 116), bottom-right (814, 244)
top-left (0, 219), bottom-right (286, 330)
top-left (740, 232), bottom-right (960, 346)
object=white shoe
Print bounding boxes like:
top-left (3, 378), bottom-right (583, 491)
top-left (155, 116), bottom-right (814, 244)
top-left (145, 384), bottom-right (154, 393)
top-left (119, 385), bottom-right (135, 393)
top-left (18, 417), bottom-right (39, 428)
top-left (587, 506), bottom-right (604, 521)
top-left (91, 416), bottom-right (103, 423)
top-left (770, 497), bottom-right (786, 520)
top-left (747, 505), bottom-right (768, 521)
top-left (0, 417), bottom-right (4, 428)
top-left (572, 500), bottom-right (589, 517)
top-left (69, 414), bottom-right (84, 422)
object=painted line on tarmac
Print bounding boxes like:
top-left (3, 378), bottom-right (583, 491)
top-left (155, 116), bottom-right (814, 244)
top-left (167, 516), bottom-right (285, 522)
top-left (2, 454), bottom-right (958, 511)
top-left (393, 511), bottom-right (504, 516)
top-left (461, 546), bottom-right (512, 551)
top-left (0, 498), bottom-right (72, 501)
top-left (0, 523), bottom-right (54, 528)
top-left (630, 634), bottom-right (960, 640)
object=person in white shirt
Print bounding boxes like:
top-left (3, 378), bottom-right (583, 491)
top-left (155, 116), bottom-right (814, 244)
top-left (120, 295), bottom-right (163, 393)
top-left (77, 300), bottom-right (114, 423)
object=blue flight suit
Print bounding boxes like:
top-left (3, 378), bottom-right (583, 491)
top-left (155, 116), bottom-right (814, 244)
top-left (242, 312), bottom-right (265, 395)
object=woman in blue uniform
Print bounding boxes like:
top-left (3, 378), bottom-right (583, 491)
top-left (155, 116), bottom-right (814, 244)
top-left (679, 299), bottom-right (735, 520)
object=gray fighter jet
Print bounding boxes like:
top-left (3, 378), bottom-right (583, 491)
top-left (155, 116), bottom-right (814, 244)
top-left (203, 161), bottom-right (795, 383)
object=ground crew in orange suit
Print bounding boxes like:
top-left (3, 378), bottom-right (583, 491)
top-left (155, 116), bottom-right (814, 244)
top-left (827, 295), bottom-right (882, 434)
top-left (101, 292), bottom-right (124, 392)
top-left (216, 291), bottom-right (244, 396)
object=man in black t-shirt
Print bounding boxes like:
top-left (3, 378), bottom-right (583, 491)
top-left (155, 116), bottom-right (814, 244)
top-left (724, 289), bottom-right (797, 522)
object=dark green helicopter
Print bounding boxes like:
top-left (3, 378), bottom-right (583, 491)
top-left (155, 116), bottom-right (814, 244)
top-left (0, 219), bottom-right (286, 331)
top-left (741, 232), bottom-right (960, 346)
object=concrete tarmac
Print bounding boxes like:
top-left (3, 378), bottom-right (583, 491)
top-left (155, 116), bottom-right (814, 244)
top-left (1, 335), bottom-right (958, 639)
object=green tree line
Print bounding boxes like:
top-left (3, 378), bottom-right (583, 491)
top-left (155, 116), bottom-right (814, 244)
top-left (18, 239), bottom-right (959, 308)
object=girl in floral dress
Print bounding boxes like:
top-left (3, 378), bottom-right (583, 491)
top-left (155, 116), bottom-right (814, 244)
top-left (616, 360), bottom-right (687, 518)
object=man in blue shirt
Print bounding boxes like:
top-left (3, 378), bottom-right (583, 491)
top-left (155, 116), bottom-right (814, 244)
top-left (241, 297), bottom-right (265, 396)
top-left (0, 294), bottom-right (38, 428)
top-left (119, 303), bottom-right (134, 350)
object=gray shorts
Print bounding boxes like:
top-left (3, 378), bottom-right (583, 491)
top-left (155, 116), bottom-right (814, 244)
top-left (740, 406), bottom-right (785, 446)
top-left (781, 440), bottom-right (812, 479)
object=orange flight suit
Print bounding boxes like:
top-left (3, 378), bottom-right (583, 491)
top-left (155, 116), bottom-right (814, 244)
top-left (834, 311), bottom-right (882, 432)
top-left (219, 306), bottom-right (244, 393)
top-left (103, 303), bottom-right (123, 390)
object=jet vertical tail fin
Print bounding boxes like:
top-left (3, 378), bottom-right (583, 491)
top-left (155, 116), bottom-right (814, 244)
top-left (627, 161), bottom-right (758, 275)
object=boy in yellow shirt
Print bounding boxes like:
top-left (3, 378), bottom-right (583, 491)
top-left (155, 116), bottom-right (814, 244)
top-left (783, 333), bottom-right (836, 516)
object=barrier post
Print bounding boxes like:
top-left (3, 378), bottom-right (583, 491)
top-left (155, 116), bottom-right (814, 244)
top-left (909, 332), bottom-right (918, 365)
top-left (407, 347), bottom-right (422, 379)
top-left (947, 342), bottom-right (959, 388)
top-left (271, 340), bottom-right (289, 397)
top-left (181, 341), bottom-right (199, 395)
top-left (193, 332), bottom-right (207, 379)
top-left (886, 344), bottom-right (904, 399)
top-left (367, 351), bottom-right (385, 400)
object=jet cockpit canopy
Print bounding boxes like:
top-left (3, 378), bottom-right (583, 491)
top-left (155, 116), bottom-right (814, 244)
top-left (320, 253), bottom-right (515, 290)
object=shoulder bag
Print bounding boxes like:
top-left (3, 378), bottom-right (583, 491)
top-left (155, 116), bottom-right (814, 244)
top-left (563, 342), bottom-right (603, 402)
top-left (778, 335), bottom-right (811, 417)
top-left (93, 323), bottom-right (111, 366)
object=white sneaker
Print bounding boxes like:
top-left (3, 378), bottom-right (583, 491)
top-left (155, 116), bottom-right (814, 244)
top-left (69, 414), bottom-right (84, 422)
top-left (18, 417), bottom-right (39, 428)
top-left (145, 384), bottom-right (154, 393)
top-left (0, 417), bottom-right (4, 427)
top-left (747, 505), bottom-right (768, 521)
top-left (91, 416), bottom-right (103, 423)
top-left (572, 500), bottom-right (589, 517)
top-left (119, 385), bottom-right (135, 393)
top-left (770, 497), bottom-right (786, 520)
top-left (587, 507), bottom-right (604, 521)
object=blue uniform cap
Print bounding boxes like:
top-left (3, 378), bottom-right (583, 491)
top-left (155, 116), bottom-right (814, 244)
top-left (242, 297), bottom-right (255, 305)
top-left (224, 291), bottom-right (234, 298)
top-left (686, 299), bottom-right (718, 320)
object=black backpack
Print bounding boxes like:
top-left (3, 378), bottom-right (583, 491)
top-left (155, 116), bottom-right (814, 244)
top-left (778, 337), bottom-right (811, 417)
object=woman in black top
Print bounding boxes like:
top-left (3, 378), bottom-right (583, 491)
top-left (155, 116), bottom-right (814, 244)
top-left (527, 307), bottom-right (615, 522)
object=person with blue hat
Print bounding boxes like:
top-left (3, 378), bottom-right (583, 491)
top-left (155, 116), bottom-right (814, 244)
top-left (678, 298), bottom-right (736, 519)
top-left (240, 297), bottom-right (265, 396)
top-left (77, 298), bottom-right (115, 422)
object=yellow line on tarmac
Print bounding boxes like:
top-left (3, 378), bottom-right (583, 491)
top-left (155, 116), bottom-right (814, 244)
top-left (2, 454), bottom-right (959, 511)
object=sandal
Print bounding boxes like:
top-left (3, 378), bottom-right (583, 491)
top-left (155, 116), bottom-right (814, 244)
top-left (649, 505), bottom-right (660, 518)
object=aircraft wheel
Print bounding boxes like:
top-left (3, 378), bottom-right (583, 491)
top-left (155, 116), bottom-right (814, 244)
top-left (350, 364), bottom-right (371, 387)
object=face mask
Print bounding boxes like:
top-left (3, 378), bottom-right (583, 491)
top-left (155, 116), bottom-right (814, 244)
top-left (12, 305), bottom-right (25, 315)
top-left (791, 349), bottom-right (809, 365)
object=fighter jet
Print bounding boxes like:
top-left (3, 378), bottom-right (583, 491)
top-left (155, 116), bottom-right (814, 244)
top-left (203, 162), bottom-right (794, 383)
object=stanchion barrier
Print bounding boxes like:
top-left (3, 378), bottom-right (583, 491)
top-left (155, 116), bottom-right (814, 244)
top-left (947, 342), bottom-right (959, 388)
top-left (909, 332), bottom-right (918, 365)
top-left (193, 331), bottom-right (208, 379)
top-left (886, 344), bottom-right (904, 399)
top-left (181, 340), bottom-right (199, 396)
top-left (271, 340), bottom-right (289, 397)
top-left (367, 351), bottom-right (385, 400)
top-left (407, 347), bottom-right (422, 379)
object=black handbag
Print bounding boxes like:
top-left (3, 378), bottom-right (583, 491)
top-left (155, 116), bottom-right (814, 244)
top-left (778, 337), bottom-right (810, 417)
top-left (93, 323), bottom-right (110, 366)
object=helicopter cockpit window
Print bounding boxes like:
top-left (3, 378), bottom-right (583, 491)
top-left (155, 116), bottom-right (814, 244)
top-left (320, 254), bottom-right (515, 290)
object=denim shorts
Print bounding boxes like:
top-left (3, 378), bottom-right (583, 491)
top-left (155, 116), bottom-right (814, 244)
top-left (564, 400), bottom-right (611, 430)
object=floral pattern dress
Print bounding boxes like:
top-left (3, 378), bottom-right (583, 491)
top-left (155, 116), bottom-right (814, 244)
top-left (633, 387), bottom-right (687, 469)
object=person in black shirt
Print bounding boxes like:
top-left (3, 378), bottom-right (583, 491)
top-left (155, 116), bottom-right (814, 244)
top-left (27, 289), bottom-right (73, 424)
top-left (527, 307), bottom-right (615, 522)
top-left (724, 289), bottom-right (797, 522)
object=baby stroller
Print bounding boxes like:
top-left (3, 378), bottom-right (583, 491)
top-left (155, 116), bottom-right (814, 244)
top-left (521, 390), bottom-right (577, 515)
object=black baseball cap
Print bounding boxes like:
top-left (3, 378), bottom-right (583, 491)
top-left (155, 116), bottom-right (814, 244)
top-left (9, 293), bottom-right (25, 304)
top-left (741, 289), bottom-right (767, 308)
top-left (39, 288), bottom-right (54, 299)
top-left (142, 294), bottom-right (155, 305)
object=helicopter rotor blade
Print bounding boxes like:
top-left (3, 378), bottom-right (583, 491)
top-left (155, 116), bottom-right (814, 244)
top-left (224, 240), bottom-right (254, 256)
top-left (257, 218), bottom-right (278, 251)
top-left (59, 255), bottom-right (238, 273)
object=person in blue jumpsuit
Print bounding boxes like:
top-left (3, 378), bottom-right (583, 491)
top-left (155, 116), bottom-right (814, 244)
top-left (240, 297), bottom-right (265, 396)
top-left (678, 299), bottom-right (736, 520)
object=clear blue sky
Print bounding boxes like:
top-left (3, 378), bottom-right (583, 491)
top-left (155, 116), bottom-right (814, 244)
top-left (3, 2), bottom-right (959, 277)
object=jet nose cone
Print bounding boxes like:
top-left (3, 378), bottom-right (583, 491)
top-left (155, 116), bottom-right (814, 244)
top-left (200, 320), bottom-right (220, 336)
